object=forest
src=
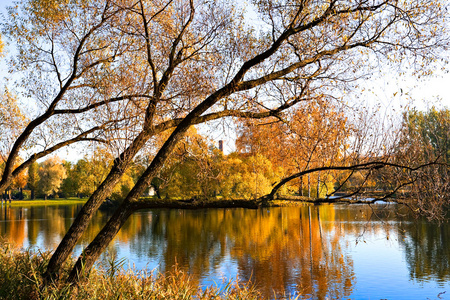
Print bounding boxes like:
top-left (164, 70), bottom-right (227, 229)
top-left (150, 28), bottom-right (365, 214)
top-left (3, 107), bottom-right (450, 209)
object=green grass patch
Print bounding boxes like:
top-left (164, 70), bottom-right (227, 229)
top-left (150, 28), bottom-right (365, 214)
top-left (5, 198), bottom-right (88, 207)
top-left (0, 240), bottom-right (265, 300)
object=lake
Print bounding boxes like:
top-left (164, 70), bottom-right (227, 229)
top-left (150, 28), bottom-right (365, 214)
top-left (0, 202), bottom-right (449, 299)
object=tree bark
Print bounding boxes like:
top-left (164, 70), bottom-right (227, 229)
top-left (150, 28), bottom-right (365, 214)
top-left (68, 201), bottom-right (135, 283)
top-left (43, 132), bottom-right (150, 282)
top-left (46, 0), bottom-right (422, 283)
top-left (66, 67), bottom-right (234, 281)
top-left (308, 174), bottom-right (311, 198)
top-left (299, 176), bottom-right (303, 196)
top-left (316, 172), bottom-right (320, 199)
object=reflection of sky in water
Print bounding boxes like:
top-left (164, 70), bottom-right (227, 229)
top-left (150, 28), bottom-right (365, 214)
top-left (352, 235), bottom-right (409, 299)
top-left (115, 226), bottom-right (241, 289)
top-left (1, 204), bottom-right (450, 300)
top-left (199, 256), bottom-right (240, 288)
top-left (351, 235), bottom-right (449, 299)
top-left (115, 239), bottom-right (161, 271)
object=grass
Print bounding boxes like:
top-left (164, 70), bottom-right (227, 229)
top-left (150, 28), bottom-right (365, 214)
top-left (0, 240), bottom-right (264, 300)
top-left (4, 198), bottom-right (88, 207)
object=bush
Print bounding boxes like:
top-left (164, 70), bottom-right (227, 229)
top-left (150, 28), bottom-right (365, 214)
top-left (21, 190), bottom-right (31, 200)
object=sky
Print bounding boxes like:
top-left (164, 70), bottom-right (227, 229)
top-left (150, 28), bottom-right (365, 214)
top-left (1, 0), bottom-right (448, 108)
top-left (0, 0), bottom-right (449, 160)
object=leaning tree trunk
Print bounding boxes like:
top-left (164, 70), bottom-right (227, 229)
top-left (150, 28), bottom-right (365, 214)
top-left (43, 132), bottom-right (151, 283)
top-left (56, 0), bottom-right (283, 277)
top-left (68, 113), bottom-right (193, 283)
top-left (44, 168), bottom-right (123, 280)
top-left (67, 172), bottom-right (158, 283)
top-left (68, 201), bottom-right (135, 283)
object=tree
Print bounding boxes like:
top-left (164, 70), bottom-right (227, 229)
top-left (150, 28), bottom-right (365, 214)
top-left (61, 148), bottom-right (115, 198)
top-left (156, 127), bottom-right (223, 199)
top-left (236, 99), bottom-right (350, 196)
top-left (11, 159), bottom-right (27, 199)
top-left (404, 108), bottom-right (450, 164)
top-left (37, 157), bottom-right (67, 200)
top-left (1, 0), bottom-right (447, 284)
top-left (27, 162), bottom-right (40, 200)
top-left (393, 108), bottom-right (450, 220)
top-left (1, 156), bottom-right (28, 199)
top-left (60, 161), bottom-right (77, 198)
top-left (214, 152), bottom-right (287, 200)
top-left (0, 0), bottom-right (147, 197)
top-left (63, 0), bottom-right (447, 283)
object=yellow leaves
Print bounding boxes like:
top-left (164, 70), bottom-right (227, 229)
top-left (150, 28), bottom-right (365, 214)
top-left (0, 89), bottom-right (28, 158)
top-left (112, 173), bottom-right (134, 200)
top-left (26, 0), bottom-right (72, 32)
top-left (0, 34), bottom-right (4, 57)
top-left (219, 153), bottom-right (283, 199)
top-left (27, 0), bottom-right (94, 25)
top-left (342, 34), bottom-right (349, 43)
top-left (0, 89), bottom-right (26, 123)
top-left (38, 156), bottom-right (67, 197)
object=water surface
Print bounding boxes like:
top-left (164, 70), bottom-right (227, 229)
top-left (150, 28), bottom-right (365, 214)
top-left (0, 202), bottom-right (449, 299)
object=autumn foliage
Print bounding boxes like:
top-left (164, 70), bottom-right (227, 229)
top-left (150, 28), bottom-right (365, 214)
top-left (0, 0), bottom-right (448, 287)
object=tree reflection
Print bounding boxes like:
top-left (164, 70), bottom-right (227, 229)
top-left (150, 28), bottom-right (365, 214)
top-left (0, 204), bottom-right (356, 299)
top-left (229, 206), bottom-right (355, 299)
top-left (0, 205), bottom-right (26, 245)
top-left (399, 219), bottom-right (450, 283)
top-left (1, 204), bottom-right (89, 248)
top-left (129, 206), bottom-right (356, 299)
top-left (11, 203), bottom-right (450, 299)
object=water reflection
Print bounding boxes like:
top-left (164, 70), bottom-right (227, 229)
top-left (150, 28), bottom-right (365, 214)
top-left (0, 205), bottom-right (82, 248)
top-left (130, 207), bottom-right (356, 299)
top-left (0, 203), bottom-right (449, 299)
top-left (399, 219), bottom-right (450, 284)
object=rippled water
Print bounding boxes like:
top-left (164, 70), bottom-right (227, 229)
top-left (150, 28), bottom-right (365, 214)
top-left (1, 202), bottom-right (449, 299)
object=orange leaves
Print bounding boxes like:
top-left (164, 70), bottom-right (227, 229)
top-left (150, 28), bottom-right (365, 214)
top-left (235, 98), bottom-right (352, 197)
top-left (11, 158), bottom-right (27, 190)
top-left (237, 99), bottom-right (350, 173)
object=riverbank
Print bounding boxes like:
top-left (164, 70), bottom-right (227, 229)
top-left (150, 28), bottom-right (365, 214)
top-left (1, 198), bottom-right (88, 207)
top-left (2, 194), bottom-right (404, 209)
top-left (0, 241), bottom-right (263, 300)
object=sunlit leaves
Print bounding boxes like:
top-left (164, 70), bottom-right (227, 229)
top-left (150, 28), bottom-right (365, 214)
top-left (27, 162), bottom-right (40, 199)
top-left (236, 98), bottom-right (350, 196)
top-left (0, 90), bottom-right (27, 161)
top-left (219, 153), bottom-right (285, 199)
top-left (0, 34), bottom-right (4, 56)
top-left (0, 0), bottom-right (448, 280)
top-left (38, 156), bottom-right (67, 198)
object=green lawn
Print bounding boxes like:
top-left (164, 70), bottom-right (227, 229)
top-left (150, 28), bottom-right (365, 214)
top-left (3, 198), bottom-right (88, 206)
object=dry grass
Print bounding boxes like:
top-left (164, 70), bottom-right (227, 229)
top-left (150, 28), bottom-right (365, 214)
top-left (0, 241), bottom-right (261, 300)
